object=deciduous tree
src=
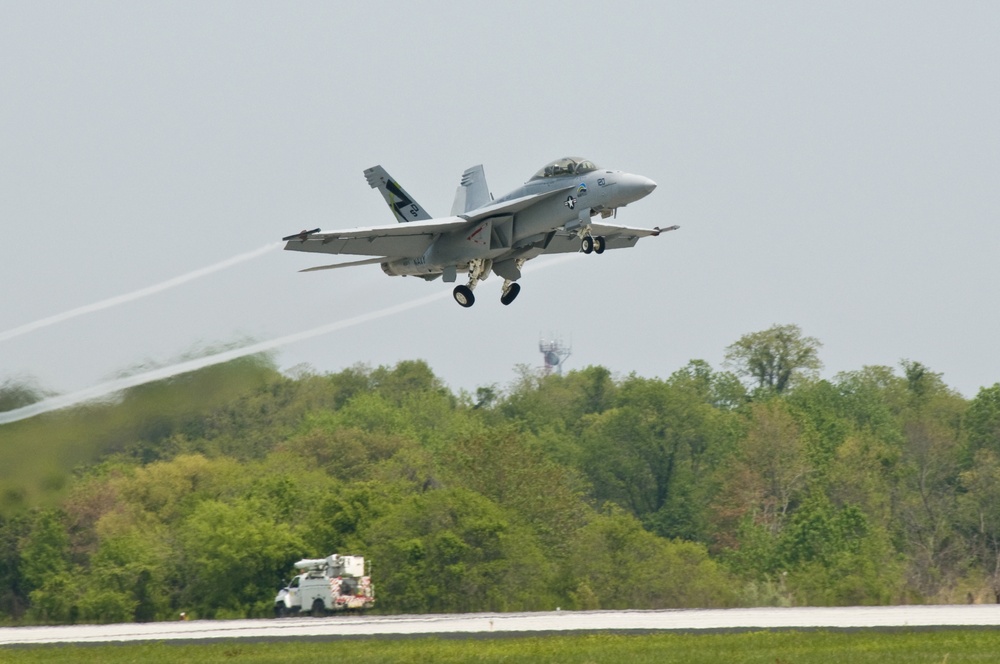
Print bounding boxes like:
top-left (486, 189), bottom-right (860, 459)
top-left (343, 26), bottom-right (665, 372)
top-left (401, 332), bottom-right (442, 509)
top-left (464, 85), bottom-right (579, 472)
top-left (724, 325), bottom-right (822, 395)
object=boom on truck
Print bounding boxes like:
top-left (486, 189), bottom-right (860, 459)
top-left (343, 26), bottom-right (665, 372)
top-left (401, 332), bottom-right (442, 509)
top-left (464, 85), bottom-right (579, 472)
top-left (274, 554), bottom-right (374, 617)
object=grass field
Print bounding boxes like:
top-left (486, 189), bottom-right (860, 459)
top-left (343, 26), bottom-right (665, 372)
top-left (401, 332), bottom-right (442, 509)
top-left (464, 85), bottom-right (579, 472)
top-left (4, 629), bottom-right (1000, 663)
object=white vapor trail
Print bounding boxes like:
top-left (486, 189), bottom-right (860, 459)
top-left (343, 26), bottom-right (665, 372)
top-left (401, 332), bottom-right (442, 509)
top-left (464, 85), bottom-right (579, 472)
top-left (0, 290), bottom-right (450, 425)
top-left (0, 241), bottom-right (283, 343)
top-left (0, 253), bottom-right (582, 425)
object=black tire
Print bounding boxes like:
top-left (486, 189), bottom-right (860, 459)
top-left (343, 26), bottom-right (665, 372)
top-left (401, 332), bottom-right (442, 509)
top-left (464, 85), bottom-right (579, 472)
top-left (311, 599), bottom-right (326, 617)
top-left (453, 285), bottom-right (475, 307)
top-left (274, 604), bottom-right (288, 618)
top-left (500, 282), bottom-right (521, 306)
top-left (594, 236), bottom-right (606, 254)
top-left (581, 235), bottom-right (594, 254)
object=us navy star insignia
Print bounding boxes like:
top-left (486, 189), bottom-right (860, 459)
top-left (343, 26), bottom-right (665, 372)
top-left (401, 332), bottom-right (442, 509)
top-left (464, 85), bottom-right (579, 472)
top-left (565, 196), bottom-right (577, 210)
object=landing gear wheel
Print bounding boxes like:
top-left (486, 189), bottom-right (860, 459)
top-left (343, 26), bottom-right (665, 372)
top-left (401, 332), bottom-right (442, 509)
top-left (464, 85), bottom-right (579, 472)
top-left (311, 599), bottom-right (326, 617)
top-left (453, 285), bottom-right (475, 308)
top-left (581, 235), bottom-right (594, 254)
top-left (594, 236), bottom-right (606, 254)
top-left (500, 282), bottom-right (521, 306)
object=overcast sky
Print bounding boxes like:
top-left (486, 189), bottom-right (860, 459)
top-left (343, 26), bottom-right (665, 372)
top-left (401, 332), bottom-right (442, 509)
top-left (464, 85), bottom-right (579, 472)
top-left (2, 2), bottom-right (998, 403)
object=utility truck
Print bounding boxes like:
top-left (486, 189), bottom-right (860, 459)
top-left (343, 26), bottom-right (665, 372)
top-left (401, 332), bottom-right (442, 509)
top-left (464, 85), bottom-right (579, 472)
top-left (274, 554), bottom-right (374, 616)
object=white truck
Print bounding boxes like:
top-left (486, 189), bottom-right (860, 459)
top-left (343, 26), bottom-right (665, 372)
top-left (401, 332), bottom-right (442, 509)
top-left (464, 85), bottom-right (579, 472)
top-left (274, 554), bottom-right (375, 616)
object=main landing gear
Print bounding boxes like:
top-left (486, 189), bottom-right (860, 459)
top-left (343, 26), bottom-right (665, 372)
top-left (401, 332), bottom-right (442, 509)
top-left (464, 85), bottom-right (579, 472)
top-left (452, 258), bottom-right (488, 308)
top-left (581, 234), bottom-right (606, 255)
top-left (500, 281), bottom-right (521, 306)
top-left (453, 281), bottom-right (522, 307)
top-left (451, 258), bottom-right (524, 307)
top-left (453, 284), bottom-right (475, 307)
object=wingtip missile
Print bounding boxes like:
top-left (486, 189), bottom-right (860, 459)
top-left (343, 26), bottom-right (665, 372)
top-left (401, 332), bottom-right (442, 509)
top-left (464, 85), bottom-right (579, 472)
top-left (282, 228), bottom-right (322, 242)
top-left (651, 225), bottom-right (680, 237)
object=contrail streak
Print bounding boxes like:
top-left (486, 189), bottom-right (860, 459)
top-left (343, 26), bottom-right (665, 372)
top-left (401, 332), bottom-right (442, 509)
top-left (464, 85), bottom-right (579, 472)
top-left (0, 254), bottom-right (582, 425)
top-left (0, 241), bottom-right (283, 343)
top-left (0, 290), bottom-right (450, 425)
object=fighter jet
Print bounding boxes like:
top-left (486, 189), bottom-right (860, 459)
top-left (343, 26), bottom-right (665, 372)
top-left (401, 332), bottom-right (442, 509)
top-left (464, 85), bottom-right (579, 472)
top-left (282, 157), bottom-right (677, 307)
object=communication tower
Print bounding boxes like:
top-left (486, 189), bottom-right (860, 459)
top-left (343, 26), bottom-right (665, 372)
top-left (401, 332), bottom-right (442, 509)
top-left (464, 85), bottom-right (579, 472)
top-left (539, 335), bottom-right (572, 376)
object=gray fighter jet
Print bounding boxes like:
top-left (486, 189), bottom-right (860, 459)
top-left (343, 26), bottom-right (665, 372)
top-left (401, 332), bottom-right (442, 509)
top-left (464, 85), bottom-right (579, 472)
top-left (282, 157), bottom-right (677, 307)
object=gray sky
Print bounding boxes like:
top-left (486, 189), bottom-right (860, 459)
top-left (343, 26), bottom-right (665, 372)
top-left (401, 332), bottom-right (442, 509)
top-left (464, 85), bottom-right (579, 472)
top-left (2, 2), bottom-right (998, 402)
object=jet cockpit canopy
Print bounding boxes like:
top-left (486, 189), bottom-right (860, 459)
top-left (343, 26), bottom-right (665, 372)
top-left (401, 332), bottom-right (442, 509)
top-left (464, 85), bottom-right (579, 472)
top-left (530, 157), bottom-right (599, 181)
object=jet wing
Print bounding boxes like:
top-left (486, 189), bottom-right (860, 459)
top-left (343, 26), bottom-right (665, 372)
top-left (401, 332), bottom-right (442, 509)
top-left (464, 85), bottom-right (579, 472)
top-left (539, 223), bottom-right (678, 254)
top-left (283, 186), bottom-right (575, 259)
top-left (282, 217), bottom-right (472, 258)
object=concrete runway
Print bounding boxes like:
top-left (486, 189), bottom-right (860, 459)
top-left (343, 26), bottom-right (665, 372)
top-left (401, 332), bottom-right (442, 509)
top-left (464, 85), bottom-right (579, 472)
top-left (3, 605), bottom-right (1000, 646)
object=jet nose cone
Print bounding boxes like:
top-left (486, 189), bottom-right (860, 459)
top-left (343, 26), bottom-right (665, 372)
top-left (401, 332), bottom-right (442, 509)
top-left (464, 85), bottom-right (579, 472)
top-left (619, 173), bottom-right (657, 203)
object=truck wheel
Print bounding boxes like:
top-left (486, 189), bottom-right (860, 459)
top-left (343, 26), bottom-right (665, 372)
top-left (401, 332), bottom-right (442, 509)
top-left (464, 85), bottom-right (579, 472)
top-left (311, 599), bottom-right (326, 617)
top-left (274, 604), bottom-right (288, 618)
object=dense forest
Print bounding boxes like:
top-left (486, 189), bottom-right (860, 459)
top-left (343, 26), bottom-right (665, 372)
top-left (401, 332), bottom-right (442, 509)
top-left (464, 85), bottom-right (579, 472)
top-left (2, 324), bottom-right (1000, 625)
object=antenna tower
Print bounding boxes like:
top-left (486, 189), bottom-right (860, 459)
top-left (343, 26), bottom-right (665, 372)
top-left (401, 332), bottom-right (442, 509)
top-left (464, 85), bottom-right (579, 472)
top-left (539, 334), bottom-right (572, 376)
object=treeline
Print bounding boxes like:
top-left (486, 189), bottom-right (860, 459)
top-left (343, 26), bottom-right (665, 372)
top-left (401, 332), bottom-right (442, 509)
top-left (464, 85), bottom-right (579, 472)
top-left (1, 324), bottom-right (1000, 624)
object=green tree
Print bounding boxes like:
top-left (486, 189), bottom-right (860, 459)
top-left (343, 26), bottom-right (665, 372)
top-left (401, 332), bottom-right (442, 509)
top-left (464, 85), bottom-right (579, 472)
top-left (19, 510), bottom-right (71, 595)
top-left (298, 485), bottom-right (383, 554)
top-left (500, 366), bottom-right (619, 438)
top-left (560, 508), bottom-right (736, 609)
top-left (826, 433), bottom-right (899, 534)
top-left (370, 360), bottom-right (448, 405)
top-left (831, 366), bottom-right (907, 442)
top-left (902, 360), bottom-right (947, 403)
top-left (896, 413), bottom-right (966, 599)
top-left (25, 570), bottom-right (79, 624)
top-left (774, 494), bottom-right (902, 604)
top-left (958, 449), bottom-right (1000, 602)
top-left (724, 325), bottom-right (822, 395)
top-left (445, 427), bottom-right (588, 552)
top-left (177, 500), bottom-right (305, 618)
top-left (110, 454), bottom-right (243, 525)
top-left (667, 360), bottom-right (747, 410)
top-left (70, 505), bottom-right (173, 623)
top-left (20, 510), bottom-right (77, 623)
top-left (966, 384), bottom-right (1000, 457)
top-left (0, 514), bottom-right (30, 619)
top-left (364, 489), bottom-right (552, 614)
top-left (580, 376), bottom-right (728, 541)
top-left (712, 401), bottom-right (812, 547)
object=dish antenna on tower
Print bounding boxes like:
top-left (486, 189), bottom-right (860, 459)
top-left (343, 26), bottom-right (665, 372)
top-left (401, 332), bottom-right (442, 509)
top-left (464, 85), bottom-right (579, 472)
top-left (539, 334), bottom-right (572, 376)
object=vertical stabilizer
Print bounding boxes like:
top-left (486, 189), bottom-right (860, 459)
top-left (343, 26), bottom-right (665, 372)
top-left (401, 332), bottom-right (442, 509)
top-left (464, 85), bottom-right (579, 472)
top-left (364, 165), bottom-right (433, 223)
top-left (450, 164), bottom-right (492, 215)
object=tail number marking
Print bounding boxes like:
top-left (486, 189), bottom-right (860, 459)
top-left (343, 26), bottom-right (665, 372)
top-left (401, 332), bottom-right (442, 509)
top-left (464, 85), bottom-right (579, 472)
top-left (386, 180), bottom-right (420, 218)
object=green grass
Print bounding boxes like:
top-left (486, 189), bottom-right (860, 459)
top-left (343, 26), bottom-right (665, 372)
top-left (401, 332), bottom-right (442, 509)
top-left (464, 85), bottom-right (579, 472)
top-left (4, 630), bottom-right (1000, 663)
